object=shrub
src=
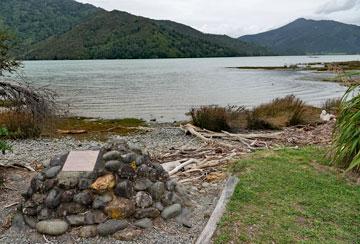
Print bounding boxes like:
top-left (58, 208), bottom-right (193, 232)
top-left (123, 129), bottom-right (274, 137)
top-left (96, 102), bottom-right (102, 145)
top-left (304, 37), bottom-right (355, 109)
top-left (331, 83), bottom-right (360, 171)
top-left (247, 95), bottom-right (306, 129)
top-left (189, 105), bottom-right (246, 132)
top-left (0, 127), bottom-right (12, 154)
top-left (322, 98), bottom-right (341, 115)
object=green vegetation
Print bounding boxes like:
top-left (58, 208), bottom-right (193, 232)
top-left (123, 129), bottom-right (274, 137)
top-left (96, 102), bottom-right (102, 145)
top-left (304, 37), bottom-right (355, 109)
top-left (240, 18), bottom-right (360, 55)
top-left (189, 96), bottom-right (320, 132)
top-left (322, 98), bottom-right (341, 115)
top-left (331, 79), bottom-right (360, 171)
top-left (0, 31), bottom-right (20, 74)
top-left (215, 147), bottom-right (360, 243)
top-left (0, 127), bottom-right (12, 154)
top-left (0, 0), bottom-right (270, 60)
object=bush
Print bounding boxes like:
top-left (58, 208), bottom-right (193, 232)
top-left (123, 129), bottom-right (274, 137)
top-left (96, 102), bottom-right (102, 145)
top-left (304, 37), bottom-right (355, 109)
top-left (322, 98), bottom-right (341, 115)
top-left (247, 95), bottom-right (306, 129)
top-left (189, 105), bottom-right (246, 132)
top-left (331, 84), bottom-right (360, 171)
top-left (0, 127), bottom-right (12, 154)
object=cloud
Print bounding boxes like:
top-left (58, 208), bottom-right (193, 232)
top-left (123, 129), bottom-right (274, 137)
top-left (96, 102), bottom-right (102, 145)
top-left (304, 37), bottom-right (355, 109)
top-left (316, 0), bottom-right (360, 14)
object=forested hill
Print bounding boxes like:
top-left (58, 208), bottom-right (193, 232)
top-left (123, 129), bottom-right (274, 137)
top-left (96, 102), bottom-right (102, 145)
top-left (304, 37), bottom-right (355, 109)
top-left (0, 0), bottom-right (270, 60)
top-left (239, 18), bottom-right (360, 55)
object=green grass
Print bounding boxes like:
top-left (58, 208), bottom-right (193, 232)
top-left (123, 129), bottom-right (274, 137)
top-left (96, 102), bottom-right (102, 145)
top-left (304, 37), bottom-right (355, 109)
top-left (215, 147), bottom-right (360, 243)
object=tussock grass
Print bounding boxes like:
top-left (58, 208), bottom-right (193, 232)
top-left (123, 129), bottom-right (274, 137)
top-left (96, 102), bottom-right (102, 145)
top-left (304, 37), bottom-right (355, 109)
top-left (322, 97), bottom-right (341, 115)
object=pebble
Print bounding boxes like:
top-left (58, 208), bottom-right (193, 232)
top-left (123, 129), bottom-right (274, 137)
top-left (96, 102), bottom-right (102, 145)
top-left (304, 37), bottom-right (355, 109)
top-left (66, 215), bottom-right (85, 226)
top-left (92, 192), bottom-right (113, 209)
top-left (161, 204), bottom-right (182, 220)
top-left (97, 220), bottom-right (128, 236)
top-left (114, 180), bottom-right (134, 198)
top-left (23, 215), bottom-right (37, 229)
top-left (134, 208), bottom-right (160, 219)
top-left (104, 197), bottom-right (135, 219)
top-left (84, 210), bottom-right (107, 225)
top-left (122, 153), bottom-right (137, 164)
top-left (134, 218), bottom-right (153, 229)
top-left (103, 151), bottom-right (122, 161)
top-left (12, 214), bottom-right (26, 230)
top-left (73, 191), bottom-right (93, 206)
top-left (113, 228), bottom-right (142, 241)
top-left (45, 188), bottom-right (62, 209)
top-left (36, 219), bottom-right (69, 236)
top-left (105, 160), bottom-right (123, 172)
top-left (149, 182), bottom-right (165, 201)
top-left (135, 191), bottom-right (153, 208)
top-left (134, 178), bottom-right (153, 191)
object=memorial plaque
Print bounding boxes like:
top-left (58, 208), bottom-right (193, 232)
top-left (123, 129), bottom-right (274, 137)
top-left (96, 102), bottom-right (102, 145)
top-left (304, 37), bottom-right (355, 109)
top-left (62, 151), bottom-right (100, 172)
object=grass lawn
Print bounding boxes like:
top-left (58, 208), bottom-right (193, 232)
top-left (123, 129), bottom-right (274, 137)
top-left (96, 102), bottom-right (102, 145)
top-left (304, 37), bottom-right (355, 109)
top-left (214, 147), bottom-right (360, 243)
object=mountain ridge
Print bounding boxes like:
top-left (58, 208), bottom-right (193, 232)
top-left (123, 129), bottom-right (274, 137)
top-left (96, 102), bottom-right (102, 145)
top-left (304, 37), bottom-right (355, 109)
top-left (239, 18), bottom-right (360, 55)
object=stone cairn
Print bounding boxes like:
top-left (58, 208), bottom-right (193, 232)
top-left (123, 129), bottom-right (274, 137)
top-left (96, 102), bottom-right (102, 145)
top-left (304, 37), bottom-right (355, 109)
top-left (19, 139), bottom-right (190, 239)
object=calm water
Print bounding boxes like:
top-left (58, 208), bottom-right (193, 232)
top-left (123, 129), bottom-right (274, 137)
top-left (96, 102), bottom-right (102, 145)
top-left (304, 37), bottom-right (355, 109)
top-left (20, 55), bottom-right (360, 122)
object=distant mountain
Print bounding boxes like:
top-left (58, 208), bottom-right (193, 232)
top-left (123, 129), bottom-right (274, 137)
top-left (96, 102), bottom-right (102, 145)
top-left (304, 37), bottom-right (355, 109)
top-left (0, 0), bottom-right (270, 60)
top-left (239, 18), bottom-right (360, 55)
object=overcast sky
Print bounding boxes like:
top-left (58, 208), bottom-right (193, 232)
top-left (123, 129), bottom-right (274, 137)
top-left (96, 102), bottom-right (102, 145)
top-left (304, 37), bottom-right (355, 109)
top-left (78, 0), bottom-right (360, 37)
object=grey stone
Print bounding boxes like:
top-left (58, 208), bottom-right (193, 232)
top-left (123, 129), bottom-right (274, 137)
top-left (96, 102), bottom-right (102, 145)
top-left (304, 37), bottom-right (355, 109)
top-left (135, 155), bottom-right (148, 166)
top-left (30, 177), bottom-right (43, 193)
top-left (23, 215), bottom-right (37, 229)
top-left (36, 219), bottom-right (69, 236)
top-left (136, 164), bottom-right (151, 178)
top-left (154, 202), bottom-right (164, 211)
top-left (92, 193), bottom-right (113, 209)
top-left (161, 204), bottom-right (182, 220)
top-left (134, 207), bottom-right (160, 219)
top-left (105, 160), bottom-right (123, 172)
top-left (78, 178), bottom-right (92, 190)
top-left (45, 188), bottom-right (62, 209)
top-left (103, 151), bottom-right (121, 161)
top-left (166, 179), bottom-right (177, 191)
top-left (97, 220), bottom-right (128, 236)
top-left (122, 153), bottom-right (137, 164)
top-left (44, 179), bottom-right (58, 191)
top-left (74, 191), bottom-right (93, 206)
top-left (134, 218), bottom-right (153, 229)
top-left (60, 190), bottom-right (76, 203)
top-left (38, 208), bottom-right (53, 220)
top-left (135, 191), bottom-right (153, 208)
top-left (118, 164), bottom-right (136, 179)
top-left (84, 210), bottom-right (107, 225)
top-left (57, 202), bottom-right (86, 216)
top-left (45, 166), bottom-right (62, 179)
top-left (66, 215), bottom-right (85, 226)
top-left (32, 193), bottom-right (45, 206)
top-left (12, 214), bottom-right (26, 230)
top-left (149, 182), bottom-right (165, 201)
top-left (79, 225), bottom-right (98, 238)
top-left (176, 208), bottom-right (192, 228)
top-left (9, 173), bottom-right (22, 181)
top-left (134, 178), bottom-right (153, 191)
top-left (114, 180), bottom-right (134, 199)
top-left (49, 153), bottom-right (68, 167)
top-left (57, 172), bottom-right (80, 190)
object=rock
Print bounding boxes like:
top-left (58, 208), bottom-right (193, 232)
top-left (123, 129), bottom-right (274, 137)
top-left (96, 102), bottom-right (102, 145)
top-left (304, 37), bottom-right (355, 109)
top-left (45, 188), bottom-right (62, 209)
top-left (118, 164), bottom-right (136, 179)
top-left (105, 160), bottom-right (123, 172)
top-left (135, 191), bottom-right (153, 208)
top-left (66, 215), bottom-right (85, 226)
top-left (171, 192), bottom-right (183, 205)
top-left (78, 178), bottom-right (93, 190)
top-left (134, 178), bottom-right (153, 191)
top-left (12, 214), bottom-right (26, 230)
top-left (84, 211), bottom-right (107, 224)
top-left (103, 151), bottom-right (122, 161)
top-left (57, 203), bottom-right (86, 216)
top-left (30, 177), bottom-right (43, 193)
top-left (92, 192), bottom-right (113, 209)
top-left (135, 155), bottom-right (148, 166)
top-left (58, 172), bottom-right (80, 190)
top-left (9, 173), bottom-right (22, 181)
top-left (74, 191), bottom-right (93, 206)
top-left (23, 215), bottom-right (37, 229)
top-left (38, 208), bottom-right (53, 220)
top-left (176, 208), bottom-right (192, 228)
top-left (113, 227), bottom-right (142, 241)
top-left (166, 179), bottom-right (177, 191)
top-left (32, 193), bottom-right (45, 206)
top-left (91, 174), bottom-right (116, 192)
top-left (97, 220), bottom-right (128, 236)
top-left (154, 202), bottom-right (164, 211)
top-left (44, 179), bottom-right (58, 191)
top-left (49, 153), bottom-right (68, 167)
top-left (79, 225), bottom-right (98, 238)
top-left (61, 190), bottom-right (76, 203)
top-left (44, 166), bottom-right (62, 179)
top-left (162, 191), bottom-right (173, 206)
top-left (122, 153), bottom-right (137, 164)
top-left (161, 204), bottom-right (182, 220)
top-left (114, 180), bottom-right (134, 199)
top-left (149, 182), bottom-right (165, 201)
top-left (134, 218), bottom-right (153, 229)
top-left (136, 164), bottom-right (151, 178)
top-left (134, 208), bottom-right (160, 219)
top-left (36, 219), bottom-right (69, 236)
top-left (104, 197), bottom-right (135, 219)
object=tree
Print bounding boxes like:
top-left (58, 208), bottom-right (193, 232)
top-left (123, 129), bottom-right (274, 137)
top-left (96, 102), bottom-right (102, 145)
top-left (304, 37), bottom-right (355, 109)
top-left (0, 30), bottom-right (20, 75)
